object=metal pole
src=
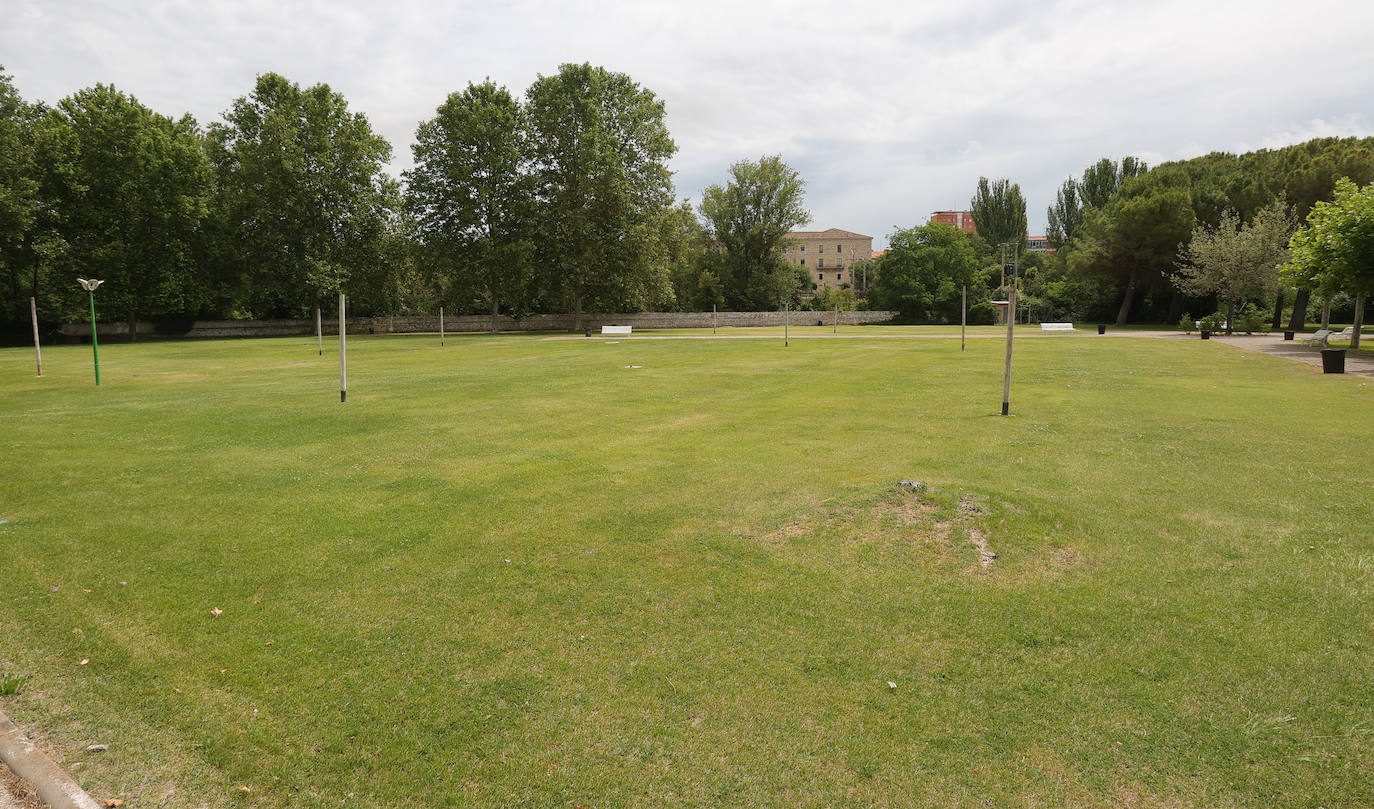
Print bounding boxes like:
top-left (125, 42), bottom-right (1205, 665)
top-left (440, 306), bottom-right (445, 347)
top-left (961, 286), bottom-right (966, 352)
top-left (315, 307), bottom-right (323, 355)
top-left (30, 297), bottom-right (42, 376)
top-left (88, 290), bottom-right (100, 386)
top-left (1001, 246), bottom-right (1017, 416)
top-left (338, 292), bottom-right (347, 403)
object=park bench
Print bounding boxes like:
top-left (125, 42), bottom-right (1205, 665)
top-left (1300, 329), bottom-right (1333, 346)
top-left (1039, 322), bottom-right (1075, 333)
top-left (1328, 326), bottom-right (1356, 343)
top-left (601, 325), bottom-right (632, 336)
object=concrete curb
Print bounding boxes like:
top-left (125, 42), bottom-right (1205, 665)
top-left (0, 709), bottom-right (102, 809)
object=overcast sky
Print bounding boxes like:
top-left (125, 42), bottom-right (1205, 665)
top-left (6, 0), bottom-right (1373, 247)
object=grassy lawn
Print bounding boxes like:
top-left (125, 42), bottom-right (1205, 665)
top-left (2, 330), bottom-right (1372, 808)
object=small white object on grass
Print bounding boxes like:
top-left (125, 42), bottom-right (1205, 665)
top-left (887, 681), bottom-right (897, 689)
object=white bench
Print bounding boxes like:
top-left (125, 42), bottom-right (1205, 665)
top-left (1040, 322), bottom-right (1075, 332)
top-left (1300, 329), bottom-right (1333, 346)
top-left (600, 325), bottom-right (632, 335)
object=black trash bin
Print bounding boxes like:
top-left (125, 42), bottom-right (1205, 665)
top-left (1097, 324), bottom-right (1106, 335)
top-left (585, 328), bottom-right (592, 337)
top-left (1322, 348), bottom-right (1346, 374)
top-left (1200, 330), bottom-right (1211, 340)
top-left (1283, 330), bottom-right (1295, 341)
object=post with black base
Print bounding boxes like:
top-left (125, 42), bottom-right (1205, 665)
top-left (338, 292), bottom-right (348, 402)
top-left (1000, 244), bottom-right (1018, 416)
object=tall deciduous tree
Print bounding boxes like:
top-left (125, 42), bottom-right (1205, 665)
top-left (868, 222), bottom-right (979, 323)
top-left (698, 155), bottom-right (810, 310)
top-left (1047, 157), bottom-right (1148, 250)
top-left (207, 73), bottom-right (396, 317)
top-left (34, 84), bottom-right (210, 337)
top-left (1283, 178), bottom-right (1374, 348)
top-left (0, 66), bottom-right (44, 330)
top-left (1069, 173), bottom-right (1195, 325)
top-left (406, 81), bottom-right (534, 331)
top-left (1173, 201), bottom-right (1296, 330)
top-left (970, 177), bottom-right (1027, 253)
top-left (525, 63), bottom-right (677, 326)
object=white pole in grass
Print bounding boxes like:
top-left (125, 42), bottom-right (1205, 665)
top-left (30, 297), bottom-right (42, 377)
top-left (338, 293), bottom-right (347, 403)
top-left (784, 299), bottom-right (789, 347)
top-left (440, 305), bottom-right (445, 347)
top-left (712, 304), bottom-right (716, 335)
top-left (315, 307), bottom-right (323, 355)
top-left (834, 301), bottom-right (839, 334)
top-left (1001, 244), bottom-right (1017, 416)
top-left (961, 286), bottom-right (966, 352)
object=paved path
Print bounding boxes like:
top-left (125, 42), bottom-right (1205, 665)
top-left (1209, 334), bottom-right (1374, 378)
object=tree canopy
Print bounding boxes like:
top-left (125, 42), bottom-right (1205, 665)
top-left (525, 63), bottom-right (678, 324)
top-left (207, 73), bottom-right (397, 318)
top-left (1173, 200), bottom-right (1296, 328)
top-left (698, 155), bottom-right (810, 310)
top-left (969, 177), bottom-right (1026, 252)
top-left (1283, 178), bottom-right (1374, 347)
top-left (406, 80), bottom-right (534, 328)
top-left (868, 222), bottom-right (979, 323)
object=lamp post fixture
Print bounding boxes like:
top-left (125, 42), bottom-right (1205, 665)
top-left (77, 278), bottom-right (104, 385)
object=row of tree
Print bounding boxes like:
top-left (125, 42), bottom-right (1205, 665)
top-left (3, 58), bottom-right (1372, 339)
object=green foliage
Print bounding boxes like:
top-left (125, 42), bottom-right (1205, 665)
top-left (868, 223), bottom-right (979, 323)
top-left (0, 673), bottom-right (28, 696)
top-left (1235, 302), bottom-right (1268, 334)
top-left (698, 155), bottom-right (810, 310)
top-left (207, 73), bottom-right (397, 318)
top-left (1177, 313), bottom-right (1194, 333)
top-left (804, 284), bottom-right (857, 313)
top-left (406, 81), bottom-right (534, 326)
top-left (1284, 178), bottom-right (1374, 297)
top-left (31, 84), bottom-right (212, 332)
top-left (526, 63), bottom-right (677, 322)
top-left (969, 177), bottom-right (1026, 250)
top-left (1047, 156), bottom-right (1148, 250)
top-left (1069, 172), bottom-right (1196, 325)
top-left (1199, 312), bottom-right (1227, 332)
top-left (1174, 200), bottom-right (1297, 323)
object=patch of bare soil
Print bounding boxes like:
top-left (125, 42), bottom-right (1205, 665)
top-left (958, 495), bottom-right (998, 568)
top-left (0, 761), bottom-right (44, 809)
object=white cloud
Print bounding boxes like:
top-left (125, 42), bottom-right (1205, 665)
top-left (4, 0), bottom-right (1373, 246)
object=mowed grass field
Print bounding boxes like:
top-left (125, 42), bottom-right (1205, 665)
top-left (2, 328), bottom-right (1372, 808)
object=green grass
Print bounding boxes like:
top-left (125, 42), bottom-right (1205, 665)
top-left (1, 331), bottom-right (1372, 808)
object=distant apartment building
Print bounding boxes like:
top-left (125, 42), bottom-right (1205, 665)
top-left (929, 210), bottom-right (977, 233)
top-left (782, 228), bottom-right (874, 290)
top-left (1027, 235), bottom-right (1055, 254)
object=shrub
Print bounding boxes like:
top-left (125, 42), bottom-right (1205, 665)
top-left (1178, 313), bottom-right (1194, 333)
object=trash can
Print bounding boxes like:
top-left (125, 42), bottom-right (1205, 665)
top-left (817, 320), bottom-right (823, 326)
top-left (1200, 330), bottom-right (1211, 340)
top-left (1097, 324), bottom-right (1106, 335)
top-left (1321, 348), bottom-right (1346, 374)
top-left (584, 328), bottom-right (592, 337)
top-left (1283, 330), bottom-right (1295, 341)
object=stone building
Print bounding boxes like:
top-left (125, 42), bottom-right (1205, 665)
top-left (781, 228), bottom-right (874, 290)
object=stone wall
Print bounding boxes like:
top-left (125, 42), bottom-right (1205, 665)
top-left (60, 310), bottom-right (896, 340)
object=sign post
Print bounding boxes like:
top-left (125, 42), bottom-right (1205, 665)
top-left (339, 293), bottom-right (347, 403)
top-left (1000, 245), bottom-right (1018, 416)
top-left (30, 297), bottom-right (42, 376)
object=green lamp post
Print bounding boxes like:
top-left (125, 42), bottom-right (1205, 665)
top-left (78, 278), bottom-right (104, 385)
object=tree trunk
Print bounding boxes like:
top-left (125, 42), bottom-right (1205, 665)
top-left (1114, 268), bottom-right (1138, 326)
top-left (1287, 288), bottom-right (1309, 331)
top-left (128, 308), bottom-right (138, 342)
top-left (1352, 293), bottom-right (1365, 351)
top-left (1225, 299), bottom-right (1236, 334)
top-left (1321, 292), bottom-right (1332, 329)
top-left (490, 295), bottom-right (500, 334)
top-left (1271, 289), bottom-right (1284, 330)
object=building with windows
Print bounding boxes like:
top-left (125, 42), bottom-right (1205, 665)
top-left (781, 228), bottom-right (874, 290)
top-left (929, 210), bottom-right (977, 233)
top-left (1027, 235), bottom-right (1055, 254)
